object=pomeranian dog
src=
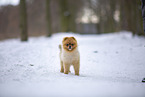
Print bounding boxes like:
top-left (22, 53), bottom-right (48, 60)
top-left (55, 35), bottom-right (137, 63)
top-left (59, 37), bottom-right (80, 75)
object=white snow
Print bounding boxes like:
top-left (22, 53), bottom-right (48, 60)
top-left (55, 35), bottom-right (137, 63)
top-left (0, 31), bottom-right (145, 97)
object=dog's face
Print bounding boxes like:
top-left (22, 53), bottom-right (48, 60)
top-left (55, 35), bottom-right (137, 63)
top-left (62, 37), bottom-right (77, 52)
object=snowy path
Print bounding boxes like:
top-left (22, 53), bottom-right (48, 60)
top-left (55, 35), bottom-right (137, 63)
top-left (0, 32), bottom-right (145, 97)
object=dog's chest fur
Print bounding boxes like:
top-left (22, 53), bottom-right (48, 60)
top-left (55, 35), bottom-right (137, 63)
top-left (61, 48), bottom-right (79, 64)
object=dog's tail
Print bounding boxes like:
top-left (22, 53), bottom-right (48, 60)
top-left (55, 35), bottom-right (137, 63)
top-left (59, 44), bottom-right (62, 50)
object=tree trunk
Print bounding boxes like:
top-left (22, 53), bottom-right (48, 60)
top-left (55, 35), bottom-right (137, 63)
top-left (19, 0), bottom-right (28, 41)
top-left (136, 0), bottom-right (144, 35)
top-left (68, 5), bottom-right (76, 32)
top-left (108, 0), bottom-right (116, 32)
top-left (60, 0), bottom-right (70, 32)
top-left (46, 0), bottom-right (52, 37)
top-left (68, 0), bottom-right (76, 32)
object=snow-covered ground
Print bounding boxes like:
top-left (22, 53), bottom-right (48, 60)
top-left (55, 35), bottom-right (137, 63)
top-left (0, 32), bottom-right (145, 97)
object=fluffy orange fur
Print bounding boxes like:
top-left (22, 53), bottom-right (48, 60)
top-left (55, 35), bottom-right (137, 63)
top-left (59, 37), bottom-right (80, 75)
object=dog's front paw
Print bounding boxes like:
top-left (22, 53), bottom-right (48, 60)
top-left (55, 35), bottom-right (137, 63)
top-left (75, 73), bottom-right (79, 76)
top-left (64, 71), bottom-right (69, 74)
top-left (60, 69), bottom-right (64, 73)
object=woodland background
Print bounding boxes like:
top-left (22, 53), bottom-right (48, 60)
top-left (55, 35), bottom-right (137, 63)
top-left (0, 0), bottom-right (144, 40)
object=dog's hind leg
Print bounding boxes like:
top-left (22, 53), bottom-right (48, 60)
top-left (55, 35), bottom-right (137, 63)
top-left (60, 61), bottom-right (64, 73)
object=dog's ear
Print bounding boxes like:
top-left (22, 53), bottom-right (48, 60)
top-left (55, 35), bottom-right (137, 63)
top-left (70, 37), bottom-right (76, 41)
top-left (63, 37), bottom-right (68, 42)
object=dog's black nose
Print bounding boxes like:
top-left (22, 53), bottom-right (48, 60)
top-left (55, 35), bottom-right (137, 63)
top-left (69, 46), bottom-right (71, 49)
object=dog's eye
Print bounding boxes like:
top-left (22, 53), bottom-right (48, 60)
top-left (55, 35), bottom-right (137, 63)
top-left (66, 44), bottom-right (69, 46)
top-left (72, 44), bottom-right (74, 46)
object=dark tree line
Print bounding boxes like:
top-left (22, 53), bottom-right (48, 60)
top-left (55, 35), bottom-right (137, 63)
top-left (19, 0), bottom-right (84, 41)
top-left (1, 0), bottom-right (144, 41)
top-left (90, 0), bottom-right (143, 35)
top-left (119, 0), bottom-right (142, 35)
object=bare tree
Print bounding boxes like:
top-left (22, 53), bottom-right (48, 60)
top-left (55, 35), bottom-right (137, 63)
top-left (67, 0), bottom-right (76, 32)
top-left (46, 0), bottom-right (52, 37)
top-left (19, 0), bottom-right (28, 41)
top-left (60, 0), bottom-right (70, 32)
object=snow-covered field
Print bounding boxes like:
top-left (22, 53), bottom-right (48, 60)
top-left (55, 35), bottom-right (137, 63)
top-left (0, 32), bottom-right (145, 97)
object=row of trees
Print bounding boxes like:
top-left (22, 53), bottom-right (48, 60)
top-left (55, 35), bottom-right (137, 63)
top-left (88, 0), bottom-right (143, 35)
top-left (20, 0), bottom-right (84, 41)
top-left (15, 0), bottom-right (145, 41)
